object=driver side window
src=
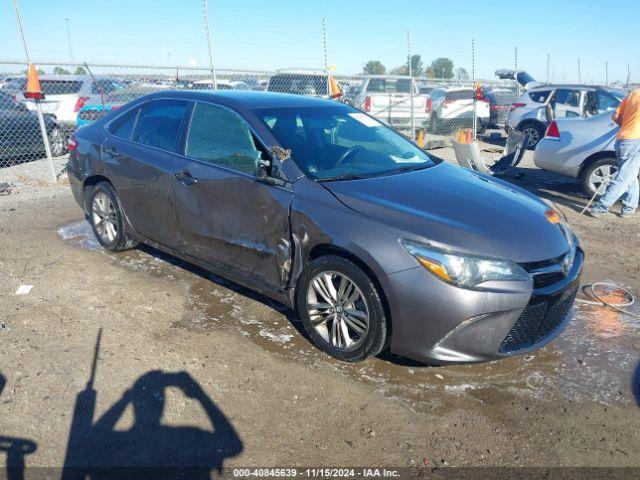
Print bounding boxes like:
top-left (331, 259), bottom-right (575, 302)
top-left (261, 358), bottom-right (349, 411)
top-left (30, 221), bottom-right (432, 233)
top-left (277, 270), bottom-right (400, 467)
top-left (186, 102), bottom-right (260, 176)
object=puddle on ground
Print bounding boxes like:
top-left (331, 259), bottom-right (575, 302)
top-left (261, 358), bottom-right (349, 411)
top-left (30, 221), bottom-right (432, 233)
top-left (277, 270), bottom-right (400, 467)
top-left (58, 220), bottom-right (640, 412)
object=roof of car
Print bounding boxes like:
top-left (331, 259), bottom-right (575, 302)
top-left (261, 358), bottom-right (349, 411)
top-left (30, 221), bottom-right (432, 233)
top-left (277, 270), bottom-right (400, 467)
top-left (528, 83), bottom-right (610, 90)
top-left (144, 89), bottom-right (345, 109)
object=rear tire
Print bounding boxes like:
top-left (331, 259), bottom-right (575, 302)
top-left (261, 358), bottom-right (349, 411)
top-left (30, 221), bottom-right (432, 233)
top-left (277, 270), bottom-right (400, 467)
top-left (296, 255), bottom-right (388, 362)
top-left (87, 181), bottom-right (138, 252)
top-left (580, 157), bottom-right (618, 198)
top-left (519, 122), bottom-right (545, 149)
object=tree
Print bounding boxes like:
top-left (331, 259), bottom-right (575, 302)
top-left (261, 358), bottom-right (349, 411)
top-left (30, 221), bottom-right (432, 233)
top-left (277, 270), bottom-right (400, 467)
top-left (363, 60), bottom-right (386, 75)
top-left (455, 67), bottom-right (469, 81)
top-left (74, 66), bottom-right (87, 75)
top-left (429, 57), bottom-right (454, 79)
top-left (389, 65), bottom-right (408, 75)
top-left (407, 55), bottom-right (423, 77)
top-left (425, 66), bottom-right (436, 78)
top-left (53, 66), bottom-right (70, 75)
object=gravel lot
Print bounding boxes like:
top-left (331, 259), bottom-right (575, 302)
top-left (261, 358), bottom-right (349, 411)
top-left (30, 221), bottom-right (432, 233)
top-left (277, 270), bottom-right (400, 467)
top-left (1, 143), bottom-right (639, 478)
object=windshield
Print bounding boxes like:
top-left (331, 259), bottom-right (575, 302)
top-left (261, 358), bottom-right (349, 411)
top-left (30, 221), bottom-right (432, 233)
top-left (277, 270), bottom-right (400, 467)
top-left (256, 106), bottom-right (435, 181)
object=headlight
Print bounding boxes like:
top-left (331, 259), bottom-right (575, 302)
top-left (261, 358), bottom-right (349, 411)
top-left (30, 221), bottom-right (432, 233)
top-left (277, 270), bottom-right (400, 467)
top-left (401, 240), bottom-right (530, 289)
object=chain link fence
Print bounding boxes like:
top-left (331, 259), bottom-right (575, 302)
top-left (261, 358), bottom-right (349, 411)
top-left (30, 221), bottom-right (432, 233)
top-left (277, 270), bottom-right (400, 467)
top-left (0, 59), bottom-right (514, 185)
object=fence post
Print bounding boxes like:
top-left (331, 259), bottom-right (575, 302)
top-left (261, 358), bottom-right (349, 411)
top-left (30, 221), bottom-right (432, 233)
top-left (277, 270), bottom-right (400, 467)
top-left (12, 0), bottom-right (56, 183)
top-left (472, 38), bottom-right (477, 140)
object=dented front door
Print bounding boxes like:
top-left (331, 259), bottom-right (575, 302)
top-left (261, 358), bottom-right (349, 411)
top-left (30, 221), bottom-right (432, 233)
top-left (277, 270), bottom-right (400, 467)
top-left (171, 159), bottom-right (293, 290)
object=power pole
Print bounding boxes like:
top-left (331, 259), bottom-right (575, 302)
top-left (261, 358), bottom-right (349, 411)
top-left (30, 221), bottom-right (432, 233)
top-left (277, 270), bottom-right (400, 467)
top-left (514, 46), bottom-right (520, 97)
top-left (408, 29), bottom-right (415, 140)
top-left (323, 17), bottom-right (329, 97)
top-left (65, 17), bottom-right (74, 63)
top-left (202, 0), bottom-right (217, 90)
top-left (546, 53), bottom-right (550, 85)
top-left (577, 57), bottom-right (581, 84)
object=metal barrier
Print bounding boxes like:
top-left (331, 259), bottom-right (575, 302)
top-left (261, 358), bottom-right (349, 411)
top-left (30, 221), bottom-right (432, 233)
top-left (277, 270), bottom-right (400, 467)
top-left (0, 60), bottom-right (516, 185)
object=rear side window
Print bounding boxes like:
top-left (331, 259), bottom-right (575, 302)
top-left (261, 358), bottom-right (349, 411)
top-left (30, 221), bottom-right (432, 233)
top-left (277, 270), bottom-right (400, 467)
top-left (446, 90), bottom-right (473, 101)
top-left (40, 80), bottom-right (82, 95)
top-left (554, 89), bottom-right (580, 107)
top-left (132, 100), bottom-right (188, 152)
top-left (366, 78), bottom-right (412, 93)
top-left (529, 90), bottom-right (551, 103)
top-left (186, 102), bottom-right (260, 175)
top-left (110, 108), bottom-right (139, 140)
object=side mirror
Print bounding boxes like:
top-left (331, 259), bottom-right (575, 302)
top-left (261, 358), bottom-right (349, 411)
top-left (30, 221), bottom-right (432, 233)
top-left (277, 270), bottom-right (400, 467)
top-left (256, 156), bottom-right (287, 187)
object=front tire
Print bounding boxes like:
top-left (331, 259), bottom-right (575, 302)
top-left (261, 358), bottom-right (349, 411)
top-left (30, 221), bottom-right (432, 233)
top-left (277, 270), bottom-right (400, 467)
top-left (297, 255), bottom-right (388, 362)
top-left (88, 182), bottom-right (138, 252)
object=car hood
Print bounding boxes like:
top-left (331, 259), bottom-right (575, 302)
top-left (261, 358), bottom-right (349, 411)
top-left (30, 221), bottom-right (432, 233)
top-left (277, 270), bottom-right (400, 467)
top-left (323, 163), bottom-right (572, 263)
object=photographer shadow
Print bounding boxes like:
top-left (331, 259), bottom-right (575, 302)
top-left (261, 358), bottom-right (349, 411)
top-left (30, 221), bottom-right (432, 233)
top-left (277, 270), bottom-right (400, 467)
top-left (62, 330), bottom-right (243, 480)
top-left (0, 373), bottom-right (38, 480)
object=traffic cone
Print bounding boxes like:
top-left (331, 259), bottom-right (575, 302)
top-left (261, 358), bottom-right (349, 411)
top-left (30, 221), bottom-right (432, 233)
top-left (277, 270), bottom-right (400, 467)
top-left (328, 74), bottom-right (342, 98)
top-left (464, 128), bottom-right (472, 144)
top-left (25, 64), bottom-right (44, 100)
top-left (417, 129), bottom-right (425, 148)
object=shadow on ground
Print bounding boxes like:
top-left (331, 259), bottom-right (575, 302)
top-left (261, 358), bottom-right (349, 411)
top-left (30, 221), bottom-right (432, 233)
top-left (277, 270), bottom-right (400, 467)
top-left (0, 372), bottom-right (38, 480)
top-left (61, 329), bottom-right (243, 480)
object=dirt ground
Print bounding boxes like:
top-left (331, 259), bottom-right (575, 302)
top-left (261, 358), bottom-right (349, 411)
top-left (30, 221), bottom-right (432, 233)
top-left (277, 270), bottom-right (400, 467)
top-left (1, 147), bottom-right (639, 479)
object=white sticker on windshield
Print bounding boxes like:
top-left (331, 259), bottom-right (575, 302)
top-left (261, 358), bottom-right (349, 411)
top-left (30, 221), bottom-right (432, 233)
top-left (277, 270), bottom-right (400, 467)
top-left (348, 112), bottom-right (382, 127)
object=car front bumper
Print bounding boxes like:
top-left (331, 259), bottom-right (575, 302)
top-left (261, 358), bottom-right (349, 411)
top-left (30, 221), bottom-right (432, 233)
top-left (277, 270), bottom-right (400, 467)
top-left (384, 248), bottom-right (583, 364)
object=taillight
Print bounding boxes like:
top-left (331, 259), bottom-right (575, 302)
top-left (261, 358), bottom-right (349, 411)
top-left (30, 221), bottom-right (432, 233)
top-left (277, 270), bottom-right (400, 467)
top-left (443, 99), bottom-right (454, 107)
top-left (510, 102), bottom-right (526, 111)
top-left (74, 96), bottom-right (90, 113)
top-left (68, 136), bottom-right (78, 151)
top-left (545, 121), bottom-right (560, 140)
top-left (364, 96), bottom-right (371, 112)
top-left (425, 97), bottom-right (432, 113)
top-left (111, 105), bottom-right (122, 111)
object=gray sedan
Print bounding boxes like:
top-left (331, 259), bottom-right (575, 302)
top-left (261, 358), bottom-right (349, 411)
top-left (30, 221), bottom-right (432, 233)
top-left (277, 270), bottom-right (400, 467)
top-left (68, 90), bottom-right (582, 364)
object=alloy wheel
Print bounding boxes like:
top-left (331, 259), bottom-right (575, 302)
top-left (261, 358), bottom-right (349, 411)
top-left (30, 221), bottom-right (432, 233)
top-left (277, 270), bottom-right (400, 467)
top-left (49, 128), bottom-right (65, 157)
top-left (589, 164), bottom-right (617, 195)
top-left (91, 191), bottom-right (118, 244)
top-left (522, 127), bottom-right (540, 147)
top-left (306, 271), bottom-right (370, 350)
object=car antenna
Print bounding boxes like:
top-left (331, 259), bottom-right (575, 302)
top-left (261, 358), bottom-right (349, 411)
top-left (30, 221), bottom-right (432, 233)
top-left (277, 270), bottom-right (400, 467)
top-left (84, 62), bottom-right (105, 111)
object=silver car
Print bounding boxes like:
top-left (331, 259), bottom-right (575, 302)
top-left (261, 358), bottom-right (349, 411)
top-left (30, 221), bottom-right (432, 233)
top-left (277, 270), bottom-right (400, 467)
top-left (534, 112), bottom-right (640, 196)
top-left (506, 85), bottom-right (624, 148)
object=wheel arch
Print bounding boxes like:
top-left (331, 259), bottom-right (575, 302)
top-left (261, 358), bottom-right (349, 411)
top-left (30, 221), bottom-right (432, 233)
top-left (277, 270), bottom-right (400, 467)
top-left (82, 174), bottom-right (112, 211)
top-left (304, 243), bottom-right (393, 344)
top-left (577, 150), bottom-right (616, 179)
top-left (516, 118), bottom-right (546, 132)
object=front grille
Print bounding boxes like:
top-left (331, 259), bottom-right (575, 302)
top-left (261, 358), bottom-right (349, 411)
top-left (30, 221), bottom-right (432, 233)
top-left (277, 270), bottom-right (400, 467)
top-left (500, 285), bottom-right (578, 353)
top-left (532, 272), bottom-right (565, 289)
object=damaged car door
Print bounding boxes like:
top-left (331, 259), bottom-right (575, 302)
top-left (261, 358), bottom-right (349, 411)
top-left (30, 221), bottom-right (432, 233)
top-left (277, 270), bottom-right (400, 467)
top-left (172, 101), bottom-right (293, 291)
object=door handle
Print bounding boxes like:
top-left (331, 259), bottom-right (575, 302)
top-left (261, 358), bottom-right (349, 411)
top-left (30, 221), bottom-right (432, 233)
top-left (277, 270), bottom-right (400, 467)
top-left (174, 170), bottom-right (198, 185)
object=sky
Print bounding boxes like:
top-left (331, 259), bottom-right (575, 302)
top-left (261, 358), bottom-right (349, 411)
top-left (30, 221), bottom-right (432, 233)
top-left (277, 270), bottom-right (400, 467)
top-left (1, 0), bottom-right (638, 83)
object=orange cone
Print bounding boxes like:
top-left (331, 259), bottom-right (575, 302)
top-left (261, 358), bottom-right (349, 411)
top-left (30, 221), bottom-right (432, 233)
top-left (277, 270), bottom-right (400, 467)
top-left (417, 129), bottom-right (425, 148)
top-left (464, 128), bottom-right (472, 144)
top-left (25, 64), bottom-right (44, 100)
top-left (328, 74), bottom-right (342, 98)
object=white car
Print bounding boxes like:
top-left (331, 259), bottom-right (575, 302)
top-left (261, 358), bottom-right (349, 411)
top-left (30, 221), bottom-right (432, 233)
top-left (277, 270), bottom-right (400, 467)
top-left (15, 75), bottom-right (125, 131)
top-left (426, 87), bottom-right (490, 134)
top-left (351, 75), bottom-right (428, 133)
top-left (533, 112), bottom-right (640, 196)
top-left (191, 79), bottom-right (250, 90)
